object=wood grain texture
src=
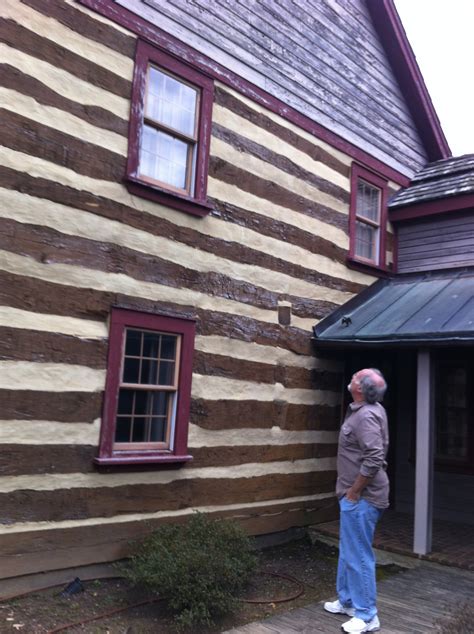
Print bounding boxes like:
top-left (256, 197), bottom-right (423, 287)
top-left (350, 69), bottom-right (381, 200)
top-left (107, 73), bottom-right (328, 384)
top-left (0, 216), bottom-right (340, 318)
top-left (0, 64), bottom-right (128, 136)
top-left (0, 390), bottom-right (102, 422)
top-left (397, 212), bottom-right (474, 272)
top-left (0, 165), bottom-right (355, 287)
top-left (0, 470), bottom-right (336, 523)
top-left (190, 400), bottom-right (341, 431)
top-left (123, 0), bottom-right (428, 173)
top-left (21, 0), bottom-right (136, 58)
top-left (0, 17), bottom-right (132, 98)
top-left (0, 443), bottom-right (337, 476)
top-left (0, 496), bottom-right (338, 578)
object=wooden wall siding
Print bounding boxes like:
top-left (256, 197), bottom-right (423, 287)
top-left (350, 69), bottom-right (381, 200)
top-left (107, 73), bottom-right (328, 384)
top-left (397, 212), bottom-right (474, 273)
top-left (117, 0), bottom-right (428, 177)
top-left (0, 0), bottom-right (384, 576)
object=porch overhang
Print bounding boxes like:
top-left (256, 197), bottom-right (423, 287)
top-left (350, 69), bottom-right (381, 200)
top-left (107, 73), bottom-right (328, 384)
top-left (313, 268), bottom-right (474, 348)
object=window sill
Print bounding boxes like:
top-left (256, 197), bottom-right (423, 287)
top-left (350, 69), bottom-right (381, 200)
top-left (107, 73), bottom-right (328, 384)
top-left (126, 175), bottom-right (212, 218)
top-left (346, 256), bottom-right (392, 278)
top-left (94, 453), bottom-right (193, 467)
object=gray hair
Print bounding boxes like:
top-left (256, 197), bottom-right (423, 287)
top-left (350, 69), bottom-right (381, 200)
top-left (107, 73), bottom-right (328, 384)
top-left (359, 368), bottom-right (387, 404)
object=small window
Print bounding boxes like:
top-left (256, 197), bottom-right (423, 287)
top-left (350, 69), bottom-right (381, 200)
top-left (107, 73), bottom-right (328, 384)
top-left (96, 309), bottom-right (195, 466)
top-left (349, 164), bottom-right (388, 270)
top-left (126, 41), bottom-right (213, 217)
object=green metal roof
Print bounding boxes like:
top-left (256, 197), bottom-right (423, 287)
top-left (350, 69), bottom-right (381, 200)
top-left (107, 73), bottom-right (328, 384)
top-left (313, 268), bottom-right (474, 347)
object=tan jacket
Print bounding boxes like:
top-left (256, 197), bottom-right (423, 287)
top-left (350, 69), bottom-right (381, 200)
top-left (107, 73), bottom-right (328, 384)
top-left (336, 401), bottom-right (390, 509)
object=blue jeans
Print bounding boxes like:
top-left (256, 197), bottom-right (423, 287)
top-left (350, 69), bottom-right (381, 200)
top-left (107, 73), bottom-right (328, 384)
top-left (337, 496), bottom-right (383, 622)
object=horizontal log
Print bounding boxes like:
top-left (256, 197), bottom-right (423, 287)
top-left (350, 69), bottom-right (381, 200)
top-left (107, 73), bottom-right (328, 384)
top-left (0, 216), bottom-right (339, 319)
top-left (214, 87), bottom-right (350, 178)
top-left (193, 350), bottom-right (342, 390)
top-left (190, 399), bottom-right (341, 431)
top-left (2, 109), bottom-right (126, 182)
top-left (210, 156), bottom-right (347, 232)
top-left (0, 18), bottom-right (132, 98)
top-left (0, 269), bottom-right (315, 354)
top-left (0, 165), bottom-right (359, 294)
top-left (0, 471), bottom-right (336, 523)
top-left (21, 0), bottom-right (136, 58)
top-left (212, 123), bottom-right (349, 204)
top-left (0, 496), bottom-right (338, 579)
top-left (1, 64), bottom-right (128, 136)
top-left (0, 389), bottom-right (102, 422)
top-left (0, 442), bottom-right (337, 476)
top-left (0, 326), bottom-right (107, 368)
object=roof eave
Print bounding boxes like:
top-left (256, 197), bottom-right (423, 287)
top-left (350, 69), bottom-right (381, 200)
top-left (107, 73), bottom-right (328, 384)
top-left (366, 0), bottom-right (451, 161)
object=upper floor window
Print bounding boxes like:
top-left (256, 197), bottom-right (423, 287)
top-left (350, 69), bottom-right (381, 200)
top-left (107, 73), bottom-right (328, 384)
top-left (126, 41), bottom-right (213, 217)
top-left (349, 164), bottom-right (388, 271)
top-left (96, 309), bottom-right (195, 466)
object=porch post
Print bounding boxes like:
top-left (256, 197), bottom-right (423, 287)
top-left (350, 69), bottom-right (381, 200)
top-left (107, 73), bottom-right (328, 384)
top-left (413, 349), bottom-right (435, 555)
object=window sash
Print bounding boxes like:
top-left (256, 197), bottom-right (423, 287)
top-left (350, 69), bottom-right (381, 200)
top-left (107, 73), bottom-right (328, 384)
top-left (113, 330), bottom-right (182, 451)
top-left (138, 65), bottom-right (200, 196)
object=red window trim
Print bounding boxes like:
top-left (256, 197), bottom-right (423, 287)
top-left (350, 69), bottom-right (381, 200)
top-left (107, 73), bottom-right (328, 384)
top-left (348, 163), bottom-right (389, 273)
top-left (126, 40), bottom-right (214, 218)
top-left (95, 308), bottom-right (195, 467)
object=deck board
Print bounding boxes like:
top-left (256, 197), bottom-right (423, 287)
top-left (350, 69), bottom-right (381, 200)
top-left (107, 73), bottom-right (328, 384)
top-left (223, 561), bottom-right (474, 632)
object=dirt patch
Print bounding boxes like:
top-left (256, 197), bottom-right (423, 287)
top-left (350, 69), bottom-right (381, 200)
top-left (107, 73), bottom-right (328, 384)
top-left (0, 537), bottom-right (400, 633)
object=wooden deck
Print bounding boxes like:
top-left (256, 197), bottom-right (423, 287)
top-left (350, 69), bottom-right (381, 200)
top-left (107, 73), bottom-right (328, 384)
top-left (223, 561), bottom-right (474, 633)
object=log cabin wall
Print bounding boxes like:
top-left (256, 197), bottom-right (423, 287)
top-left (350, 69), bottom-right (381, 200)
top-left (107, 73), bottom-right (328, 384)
top-left (397, 211), bottom-right (474, 273)
top-left (0, 0), bottom-right (401, 579)
top-left (119, 0), bottom-right (429, 177)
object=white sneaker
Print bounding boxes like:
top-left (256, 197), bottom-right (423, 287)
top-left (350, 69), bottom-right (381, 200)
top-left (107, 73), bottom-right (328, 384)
top-left (323, 599), bottom-right (355, 616)
top-left (341, 615), bottom-right (380, 632)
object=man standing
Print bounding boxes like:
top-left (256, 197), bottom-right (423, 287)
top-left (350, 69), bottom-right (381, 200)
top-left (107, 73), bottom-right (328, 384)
top-left (324, 368), bottom-right (389, 633)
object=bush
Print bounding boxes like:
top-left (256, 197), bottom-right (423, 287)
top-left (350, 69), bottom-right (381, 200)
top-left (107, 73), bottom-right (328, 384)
top-left (125, 512), bottom-right (258, 629)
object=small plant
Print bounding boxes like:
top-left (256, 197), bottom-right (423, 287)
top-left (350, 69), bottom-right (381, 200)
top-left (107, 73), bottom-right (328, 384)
top-left (124, 512), bottom-right (258, 629)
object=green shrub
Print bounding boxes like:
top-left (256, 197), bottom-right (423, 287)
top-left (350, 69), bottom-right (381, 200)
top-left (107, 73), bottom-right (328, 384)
top-left (125, 512), bottom-right (258, 629)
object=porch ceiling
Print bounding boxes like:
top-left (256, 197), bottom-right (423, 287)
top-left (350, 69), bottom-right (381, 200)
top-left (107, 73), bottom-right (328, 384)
top-left (313, 267), bottom-right (474, 347)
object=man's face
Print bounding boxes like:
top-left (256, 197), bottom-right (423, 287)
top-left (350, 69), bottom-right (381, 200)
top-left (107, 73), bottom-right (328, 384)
top-left (348, 370), bottom-right (369, 401)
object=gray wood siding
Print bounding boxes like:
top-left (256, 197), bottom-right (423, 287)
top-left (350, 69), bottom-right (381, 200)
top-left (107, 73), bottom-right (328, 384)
top-left (117, 0), bottom-right (428, 177)
top-left (397, 211), bottom-right (474, 273)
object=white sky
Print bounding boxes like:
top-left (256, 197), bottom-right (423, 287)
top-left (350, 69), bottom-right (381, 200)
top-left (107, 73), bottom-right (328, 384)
top-left (394, 0), bottom-right (473, 157)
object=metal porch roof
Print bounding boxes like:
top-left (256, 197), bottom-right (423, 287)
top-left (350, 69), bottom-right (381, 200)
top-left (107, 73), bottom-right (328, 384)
top-left (313, 268), bottom-right (474, 347)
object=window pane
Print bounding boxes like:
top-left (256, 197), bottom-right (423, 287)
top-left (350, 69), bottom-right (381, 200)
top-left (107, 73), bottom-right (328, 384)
top-left (115, 417), bottom-right (132, 442)
top-left (143, 332), bottom-right (160, 359)
top-left (150, 417), bottom-right (167, 442)
top-left (356, 180), bottom-right (380, 222)
top-left (125, 330), bottom-right (142, 356)
top-left (118, 390), bottom-right (134, 415)
top-left (140, 359), bottom-right (158, 384)
top-left (150, 391), bottom-right (169, 416)
top-left (139, 125), bottom-right (189, 191)
top-left (159, 360), bottom-right (175, 385)
top-left (161, 335), bottom-right (177, 360)
top-left (123, 357), bottom-right (140, 383)
top-left (134, 390), bottom-right (150, 415)
top-left (132, 418), bottom-right (146, 442)
top-left (146, 67), bottom-right (198, 137)
top-left (355, 221), bottom-right (376, 260)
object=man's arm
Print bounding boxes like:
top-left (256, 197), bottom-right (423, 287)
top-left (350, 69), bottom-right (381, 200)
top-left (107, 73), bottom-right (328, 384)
top-left (346, 473), bottom-right (372, 501)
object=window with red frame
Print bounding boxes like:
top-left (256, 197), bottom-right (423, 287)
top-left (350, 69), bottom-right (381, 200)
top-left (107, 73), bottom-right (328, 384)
top-left (95, 309), bottom-right (195, 466)
top-left (349, 164), bottom-right (388, 270)
top-left (126, 40), bottom-right (213, 217)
